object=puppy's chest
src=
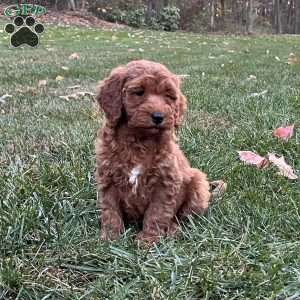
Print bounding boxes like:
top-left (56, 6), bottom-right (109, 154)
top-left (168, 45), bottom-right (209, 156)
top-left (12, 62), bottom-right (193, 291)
top-left (113, 160), bottom-right (158, 196)
top-left (100, 138), bottom-right (174, 197)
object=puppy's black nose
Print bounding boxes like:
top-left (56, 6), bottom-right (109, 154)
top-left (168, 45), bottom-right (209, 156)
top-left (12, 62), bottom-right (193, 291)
top-left (151, 112), bottom-right (164, 125)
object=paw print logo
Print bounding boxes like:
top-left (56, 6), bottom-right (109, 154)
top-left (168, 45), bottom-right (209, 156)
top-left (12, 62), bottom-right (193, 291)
top-left (4, 16), bottom-right (44, 47)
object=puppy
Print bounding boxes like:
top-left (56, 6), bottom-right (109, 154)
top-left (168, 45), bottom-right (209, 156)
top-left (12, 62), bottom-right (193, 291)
top-left (95, 60), bottom-right (211, 244)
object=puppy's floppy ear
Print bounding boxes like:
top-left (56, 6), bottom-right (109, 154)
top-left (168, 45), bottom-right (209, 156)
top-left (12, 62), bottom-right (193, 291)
top-left (175, 93), bottom-right (187, 127)
top-left (96, 66), bottom-right (127, 127)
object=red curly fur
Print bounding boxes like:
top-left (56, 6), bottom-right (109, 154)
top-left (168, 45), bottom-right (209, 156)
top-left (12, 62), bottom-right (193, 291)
top-left (95, 60), bottom-right (211, 244)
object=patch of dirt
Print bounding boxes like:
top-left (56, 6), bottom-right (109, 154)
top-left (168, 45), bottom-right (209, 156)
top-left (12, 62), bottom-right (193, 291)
top-left (0, 5), bottom-right (127, 29)
top-left (39, 9), bottom-right (127, 29)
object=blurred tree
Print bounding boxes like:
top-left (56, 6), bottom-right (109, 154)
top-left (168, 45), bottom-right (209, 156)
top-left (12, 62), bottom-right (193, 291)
top-left (210, 0), bottom-right (215, 30)
top-left (220, 0), bottom-right (225, 18)
top-left (273, 0), bottom-right (282, 33)
top-left (28, 0), bottom-right (300, 34)
top-left (246, 0), bottom-right (258, 33)
top-left (146, 0), bottom-right (156, 23)
top-left (296, 0), bottom-right (300, 33)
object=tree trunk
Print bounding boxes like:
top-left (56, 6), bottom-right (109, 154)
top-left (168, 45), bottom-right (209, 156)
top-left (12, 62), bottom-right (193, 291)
top-left (241, 1), bottom-right (247, 28)
top-left (81, 0), bottom-right (85, 10)
top-left (274, 0), bottom-right (283, 33)
top-left (210, 0), bottom-right (215, 30)
top-left (287, 0), bottom-right (293, 33)
top-left (296, 0), bottom-right (300, 34)
top-left (232, 0), bottom-right (240, 28)
top-left (220, 0), bottom-right (225, 17)
top-left (272, 0), bottom-right (276, 29)
top-left (146, 0), bottom-right (155, 24)
top-left (247, 0), bottom-right (257, 34)
top-left (68, 0), bottom-right (76, 11)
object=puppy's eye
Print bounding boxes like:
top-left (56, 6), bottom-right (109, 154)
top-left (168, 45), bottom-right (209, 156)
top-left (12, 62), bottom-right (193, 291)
top-left (133, 90), bottom-right (144, 96)
top-left (166, 94), bottom-right (177, 101)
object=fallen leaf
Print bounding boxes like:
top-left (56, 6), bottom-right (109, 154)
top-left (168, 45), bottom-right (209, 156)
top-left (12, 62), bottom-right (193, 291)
top-left (59, 95), bottom-right (71, 101)
top-left (177, 74), bottom-right (190, 79)
top-left (247, 74), bottom-right (257, 81)
top-left (0, 94), bottom-right (12, 103)
top-left (67, 85), bottom-right (81, 89)
top-left (288, 53), bottom-right (299, 65)
top-left (56, 75), bottom-right (64, 81)
top-left (69, 52), bottom-right (80, 60)
top-left (275, 56), bottom-right (281, 61)
top-left (268, 153), bottom-right (298, 180)
top-left (59, 91), bottom-right (95, 101)
top-left (26, 87), bottom-right (37, 95)
top-left (273, 125), bottom-right (294, 141)
top-left (61, 66), bottom-right (69, 71)
top-left (238, 151), bottom-right (269, 169)
top-left (249, 90), bottom-right (268, 97)
top-left (210, 180), bottom-right (227, 200)
top-left (38, 80), bottom-right (47, 87)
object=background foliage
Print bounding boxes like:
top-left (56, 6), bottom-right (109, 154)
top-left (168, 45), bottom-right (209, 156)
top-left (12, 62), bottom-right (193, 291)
top-left (1, 21), bottom-right (300, 299)
top-left (13, 0), bottom-right (300, 33)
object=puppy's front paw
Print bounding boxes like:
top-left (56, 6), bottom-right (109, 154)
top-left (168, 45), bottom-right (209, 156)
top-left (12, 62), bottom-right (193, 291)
top-left (100, 227), bottom-right (121, 241)
top-left (135, 231), bottom-right (160, 246)
top-left (168, 221), bottom-right (180, 237)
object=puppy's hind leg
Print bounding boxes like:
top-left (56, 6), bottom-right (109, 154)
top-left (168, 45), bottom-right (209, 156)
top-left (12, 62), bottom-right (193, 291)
top-left (178, 169), bottom-right (211, 219)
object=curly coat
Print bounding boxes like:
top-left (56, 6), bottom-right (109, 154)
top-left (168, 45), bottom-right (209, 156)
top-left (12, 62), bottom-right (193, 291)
top-left (95, 60), bottom-right (211, 244)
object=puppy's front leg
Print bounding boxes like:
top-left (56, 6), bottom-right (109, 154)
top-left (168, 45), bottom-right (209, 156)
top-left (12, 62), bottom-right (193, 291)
top-left (136, 190), bottom-right (177, 244)
top-left (99, 186), bottom-right (124, 240)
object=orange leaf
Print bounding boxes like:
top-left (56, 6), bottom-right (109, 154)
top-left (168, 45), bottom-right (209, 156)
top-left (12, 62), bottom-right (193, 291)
top-left (268, 153), bottom-right (298, 180)
top-left (38, 80), bottom-right (47, 87)
top-left (273, 125), bottom-right (294, 141)
top-left (238, 151), bottom-right (269, 169)
top-left (69, 52), bottom-right (80, 60)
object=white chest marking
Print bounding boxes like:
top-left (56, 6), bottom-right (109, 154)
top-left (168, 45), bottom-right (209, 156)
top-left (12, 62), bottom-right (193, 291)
top-left (129, 165), bottom-right (142, 194)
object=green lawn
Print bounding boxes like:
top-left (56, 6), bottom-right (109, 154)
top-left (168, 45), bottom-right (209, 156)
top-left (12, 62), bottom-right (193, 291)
top-left (1, 22), bottom-right (300, 299)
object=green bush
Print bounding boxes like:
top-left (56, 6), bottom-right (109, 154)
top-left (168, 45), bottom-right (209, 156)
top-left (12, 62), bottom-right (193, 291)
top-left (89, 2), bottom-right (180, 32)
top-left (124, 8), bottom-right (146, 27)
top-left (148, 16), bottom-right (162, 30)
top-left (157, 6), bottom-right (180, 32)
top-left (91, 6), bottom-right (145, 27)
top-left (92, 6), bottom-right (121, 23)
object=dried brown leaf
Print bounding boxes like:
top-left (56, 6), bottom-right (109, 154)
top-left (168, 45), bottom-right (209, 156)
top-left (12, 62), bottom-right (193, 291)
top-left (238, 151), bottom-right (269, 169)
top-left (69, 52), bottom-right (80, 60)
top-left (268, 153), bottom-right (298, 180)
top-left (38, 80), bottom-right (47, 87)
top-left (273, 125), bottom-right (294, 141)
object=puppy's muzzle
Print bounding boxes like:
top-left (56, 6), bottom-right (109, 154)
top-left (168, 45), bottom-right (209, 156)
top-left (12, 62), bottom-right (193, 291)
top-left (151, 112), bottom-right (164, 125)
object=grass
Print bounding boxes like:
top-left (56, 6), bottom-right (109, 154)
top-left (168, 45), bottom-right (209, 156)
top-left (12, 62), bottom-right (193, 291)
top-left (0, 21), bottom-right (300, 299)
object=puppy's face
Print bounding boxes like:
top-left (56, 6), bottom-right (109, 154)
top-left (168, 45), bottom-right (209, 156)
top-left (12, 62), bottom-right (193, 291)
top-left (123, 74), bottom-right (181, 132)
top-left (97, 60), bottom-right (186, 134)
